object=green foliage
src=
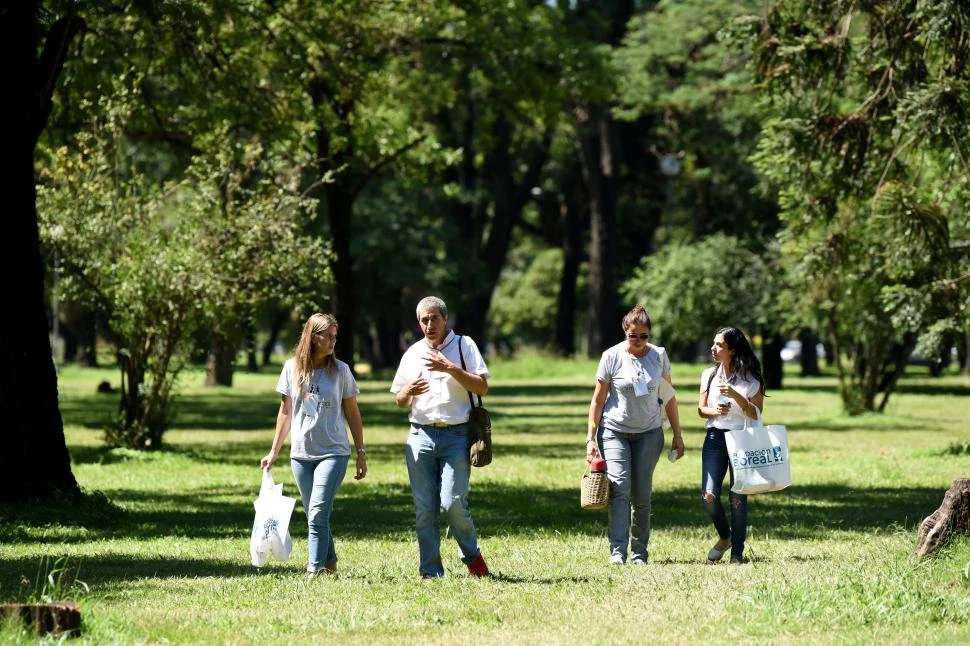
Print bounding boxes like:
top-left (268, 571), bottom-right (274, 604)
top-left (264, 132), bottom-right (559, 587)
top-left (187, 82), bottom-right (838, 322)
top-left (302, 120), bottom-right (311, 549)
top-left (941, 442), bottom-right (970, 457)
top-left (621, 234), bottom-right (778, 354)
top-left (489, 246), bottom-right (564, 348)
top-left (17, 557), bottom-right (88, 604)
top-left (742, 0), bottom-right (970, 412)
top-left (615, 0), bottom-right (779, 241)
top-left (37, 103), bottom-right (324, 449)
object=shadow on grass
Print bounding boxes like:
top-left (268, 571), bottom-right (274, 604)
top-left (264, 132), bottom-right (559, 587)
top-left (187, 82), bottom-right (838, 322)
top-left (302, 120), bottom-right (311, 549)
top-left (0, 478), bottom-right (940, 592)
top-left (61, 375), bottom-right (969, 435)
top-left (0, 478), bottom-right (939, 546)
top-left (0, 553), bottom-right (274, 592)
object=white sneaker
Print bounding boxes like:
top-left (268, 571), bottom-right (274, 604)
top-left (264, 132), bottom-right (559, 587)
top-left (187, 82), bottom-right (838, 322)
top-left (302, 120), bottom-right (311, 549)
top-left (610, 553), bottom-right (625, 565)
top-left (707, 538), bottom-right (731, 562)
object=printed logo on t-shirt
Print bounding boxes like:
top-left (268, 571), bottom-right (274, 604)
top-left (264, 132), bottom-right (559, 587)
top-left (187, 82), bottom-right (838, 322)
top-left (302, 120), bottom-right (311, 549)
top-left (300, 384), bottom-right (333, 428)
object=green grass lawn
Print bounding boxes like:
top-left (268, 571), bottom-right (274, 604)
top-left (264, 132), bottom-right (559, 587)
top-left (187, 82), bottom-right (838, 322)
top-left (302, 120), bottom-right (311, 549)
top-left (1, 358), bottom-right (969, 644)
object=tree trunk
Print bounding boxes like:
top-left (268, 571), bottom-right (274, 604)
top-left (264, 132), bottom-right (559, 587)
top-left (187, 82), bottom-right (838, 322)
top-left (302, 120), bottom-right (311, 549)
top-left (244, 326), bottom-right (258, 372)
top-left (61, 301), bottom-right (97, 366)
top-left (261, 307), bottom-right (288, 367)
top-left (579, 109), bottom-right (618, 357)
top-left (326, 184), bottom-right (357, 374)
top-left (797, 328), bottom-right (821, 377)
top-left (0, 0), bottom-right (80, 501)
top-left (450, 115), bottom-right (546, 347)
top-left (374, 315), bottom-right (402, 370)
top-left (961, 328), bottom-right (970, 377)
top-left (555, 184), bottom-right (583, 356)
top-left (914, 478), bottom-right (970, 559)
top-left (762, 331), bottom-right (784, 390)
top-left (205, 332), bottom-right (235, 387)
top-left (0, 602), bottom-right (81, 637)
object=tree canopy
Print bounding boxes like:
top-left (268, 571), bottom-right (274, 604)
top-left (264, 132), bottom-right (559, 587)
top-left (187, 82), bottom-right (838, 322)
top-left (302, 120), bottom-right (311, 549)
top-left (743, 0), bottom-right (970, 411)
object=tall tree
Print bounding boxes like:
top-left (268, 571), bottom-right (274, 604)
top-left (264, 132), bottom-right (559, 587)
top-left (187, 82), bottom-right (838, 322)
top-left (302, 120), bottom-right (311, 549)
top-left (744, 0), bottom-right (970, 412)
top-left (615, 0), bottom-right (778, 242)
top-left (430, 1), bottom-right (571, 343)
top-left (38, 119), bottom-right (325, 449)
top-left (1, 0), bottom-right (82, 501)
top-left (570, 1), bottom-right (638, 356)
top-left (250, 0), bottom-right (465, 371)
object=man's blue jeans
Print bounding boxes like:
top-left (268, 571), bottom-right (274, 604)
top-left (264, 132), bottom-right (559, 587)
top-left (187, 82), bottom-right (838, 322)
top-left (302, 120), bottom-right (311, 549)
top-left (701, 427), bottom-right (747, 560)
top-left (601, 426), bottom-right (664, 562)
top-left (291, 456), bottom-right (348, 573)
top-left (405, 423), bottom-right (481, 577)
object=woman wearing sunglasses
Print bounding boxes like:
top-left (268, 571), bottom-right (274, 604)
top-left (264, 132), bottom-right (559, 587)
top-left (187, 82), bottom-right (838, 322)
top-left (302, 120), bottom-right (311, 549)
top-left (586, 304), bottom-right (685, 565)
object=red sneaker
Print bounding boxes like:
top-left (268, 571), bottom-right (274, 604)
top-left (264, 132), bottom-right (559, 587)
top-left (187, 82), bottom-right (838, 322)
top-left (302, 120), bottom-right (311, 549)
top-left (467, 553), bottom-right (490, 577)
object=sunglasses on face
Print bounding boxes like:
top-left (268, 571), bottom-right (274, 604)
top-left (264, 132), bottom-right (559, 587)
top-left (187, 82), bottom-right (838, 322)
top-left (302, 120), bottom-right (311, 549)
top-left (627, 333), bottom-right (650, 340)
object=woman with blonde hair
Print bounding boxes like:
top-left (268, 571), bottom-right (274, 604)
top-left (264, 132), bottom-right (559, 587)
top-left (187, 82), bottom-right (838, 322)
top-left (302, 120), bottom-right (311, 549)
top-left (261, 313), bottom-right (367, 577)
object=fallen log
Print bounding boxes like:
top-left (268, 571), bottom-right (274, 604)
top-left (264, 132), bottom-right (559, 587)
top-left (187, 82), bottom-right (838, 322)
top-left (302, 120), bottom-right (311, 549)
top-left (914, 478), bottom-right (970, 559)
top-left (0, 602), bottom-right (81, 637)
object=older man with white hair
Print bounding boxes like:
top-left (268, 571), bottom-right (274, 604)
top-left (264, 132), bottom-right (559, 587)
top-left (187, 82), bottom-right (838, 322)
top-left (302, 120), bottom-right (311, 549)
top-left (391, 296), bottom-right (491, 579)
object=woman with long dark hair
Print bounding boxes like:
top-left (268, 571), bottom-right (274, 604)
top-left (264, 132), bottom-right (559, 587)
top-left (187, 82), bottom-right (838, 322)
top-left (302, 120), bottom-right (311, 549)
top-left (697, 326), bottom-right (765, 564)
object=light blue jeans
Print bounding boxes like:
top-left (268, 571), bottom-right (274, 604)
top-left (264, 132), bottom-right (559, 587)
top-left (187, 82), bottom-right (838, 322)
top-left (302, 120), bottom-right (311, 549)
top-left (601, 426), bottom-right (664, 562)
top-left (405, 423), bottom-right (481, 577)
top-left (291, 456), bottom-right (348, 573)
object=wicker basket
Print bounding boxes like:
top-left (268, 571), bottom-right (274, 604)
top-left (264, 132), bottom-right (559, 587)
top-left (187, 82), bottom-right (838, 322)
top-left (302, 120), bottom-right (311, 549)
top-left (581, 463), bottom-right (609, 510)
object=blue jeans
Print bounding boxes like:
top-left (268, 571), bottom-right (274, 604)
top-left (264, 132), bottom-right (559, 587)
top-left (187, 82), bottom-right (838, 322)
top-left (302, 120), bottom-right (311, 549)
top-left (601, 426), bottom-right (664, 562)
top-left (701, 427), bottom-right (747, 560)
top-left (405, 423), bottom-right (481, 577)
top-left (291, 456), bottom-right (348, 573)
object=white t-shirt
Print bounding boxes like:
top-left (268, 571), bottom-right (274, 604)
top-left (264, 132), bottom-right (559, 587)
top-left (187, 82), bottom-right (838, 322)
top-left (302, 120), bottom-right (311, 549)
top-left (276, 357), bottom-right (359, 460)
top-left (700, 364), bottom-right (763, 430)
top-left (596, 342), bottom-right (671, 434)
top-left (390, 331), bottom-right (490, 426)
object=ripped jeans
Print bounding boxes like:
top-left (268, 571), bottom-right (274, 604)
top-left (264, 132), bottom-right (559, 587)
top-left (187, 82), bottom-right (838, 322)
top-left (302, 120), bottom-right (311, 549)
top-left (701, 427), bottom-right (747, 561)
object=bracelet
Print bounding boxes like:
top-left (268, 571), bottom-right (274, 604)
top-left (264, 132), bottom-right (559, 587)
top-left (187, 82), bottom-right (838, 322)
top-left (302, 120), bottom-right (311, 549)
top-left (357, 448), bottom-right (366, 455)
top-left (586, 438), bottom-right (596, 444)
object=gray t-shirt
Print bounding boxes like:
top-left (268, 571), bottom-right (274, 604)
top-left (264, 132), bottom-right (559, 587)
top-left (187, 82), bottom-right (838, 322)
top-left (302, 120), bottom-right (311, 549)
top-left (596, 342), bottom-right (671, 434)
top-left (276, 357), bottom-right (360, 460)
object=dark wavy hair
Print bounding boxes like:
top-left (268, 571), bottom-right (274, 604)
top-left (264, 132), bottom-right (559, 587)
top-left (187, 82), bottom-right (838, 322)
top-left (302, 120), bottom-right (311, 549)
top-left (715, 326), bottom-right (766, 394)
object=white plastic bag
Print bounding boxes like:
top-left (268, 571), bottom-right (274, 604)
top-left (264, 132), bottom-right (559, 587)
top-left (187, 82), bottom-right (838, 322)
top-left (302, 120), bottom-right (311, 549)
top-left (250, 468), bottom-right (296, 567)
top-left (724, 417), bottom-right (791, 495)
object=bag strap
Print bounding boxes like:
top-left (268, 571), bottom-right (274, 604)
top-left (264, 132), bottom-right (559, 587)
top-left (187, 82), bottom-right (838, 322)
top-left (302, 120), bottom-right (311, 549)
top-left (457, 336), bottom-right (484, 408)
top-left (704, 366), bottom-right (719, 399)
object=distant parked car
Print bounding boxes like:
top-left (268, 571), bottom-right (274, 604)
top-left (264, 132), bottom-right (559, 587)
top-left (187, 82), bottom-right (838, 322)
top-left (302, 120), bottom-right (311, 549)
top-left (780, 339), bottom-right (826, 363)
top-left (908, 346), bottom-right (956, 376)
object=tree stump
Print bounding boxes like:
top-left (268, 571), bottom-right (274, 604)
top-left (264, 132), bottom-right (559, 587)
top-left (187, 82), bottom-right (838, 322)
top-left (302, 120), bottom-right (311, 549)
top-left (914, 478), bottom-right (970, 559)
top-left (0, 602), bottom-right (81, 637)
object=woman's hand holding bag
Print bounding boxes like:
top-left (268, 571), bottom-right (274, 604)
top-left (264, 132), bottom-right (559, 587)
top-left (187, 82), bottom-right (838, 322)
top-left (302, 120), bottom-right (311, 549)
top-left (724, 412), bottom-right (791, 495)
top-left (250, 468), bottom-right (296, 567)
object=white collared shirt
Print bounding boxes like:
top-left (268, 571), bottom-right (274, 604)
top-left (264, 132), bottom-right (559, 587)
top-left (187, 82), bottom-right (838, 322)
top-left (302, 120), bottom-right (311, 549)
top-left (700, 364), bottom-right (762, 430)
top-left (390, 330), bottom-right (490, 426)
